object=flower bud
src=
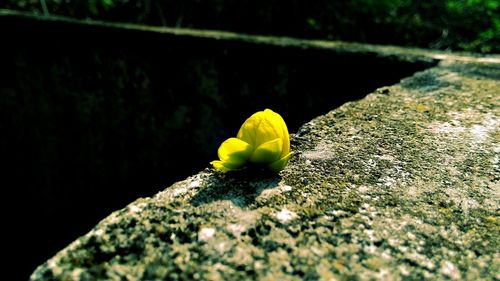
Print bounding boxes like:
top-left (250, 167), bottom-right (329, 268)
top-left (211, 109), bottom-right (291, 172)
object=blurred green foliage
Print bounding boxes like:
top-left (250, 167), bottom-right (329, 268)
top-left (3, 0), bottom-right (499, 53)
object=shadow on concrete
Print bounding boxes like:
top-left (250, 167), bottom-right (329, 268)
top-left (189, 168), bottom-right (281, 208)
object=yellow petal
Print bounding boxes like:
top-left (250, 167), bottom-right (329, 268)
top-left (264, 109), bottom-right (290, 157)
top-left (210, 160), bottom-right (231, 172)
top-left (263, 109), bottom-right (284, 139)
top-left (237, 109), bottom-right (289, 149)
top-left (211, 160), bottom-right (248, 172)
top-left (249, 138), bottom-right (283, 163)
top-left (254, 117), bottom-right (282, 147)
top-left (237, 111), bottom-right (265, 147)
top-left (268, 152), bottom-right (292, 172)
top-left (218, 137), bottom-right (253, 164)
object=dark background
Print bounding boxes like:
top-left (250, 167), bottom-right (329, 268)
top-left (2, 0), bottom-right (500, 53)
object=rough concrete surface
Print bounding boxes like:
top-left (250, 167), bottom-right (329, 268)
top-left (31, 60), bottom-right (499, 280)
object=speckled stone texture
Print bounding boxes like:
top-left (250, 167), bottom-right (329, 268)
top-left (31, 59), bottom-right (499, 280)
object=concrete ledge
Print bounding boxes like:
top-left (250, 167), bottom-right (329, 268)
top-left (31, 59), bottom-right (499, 280)
top-left (4, 9), bottom-right (443, 278)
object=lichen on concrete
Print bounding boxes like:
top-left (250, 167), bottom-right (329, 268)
top-left (31, 60), bottom-right (499, 280)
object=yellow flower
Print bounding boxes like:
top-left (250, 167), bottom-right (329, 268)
top-left (211, 109), bottom-right (292, 172)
